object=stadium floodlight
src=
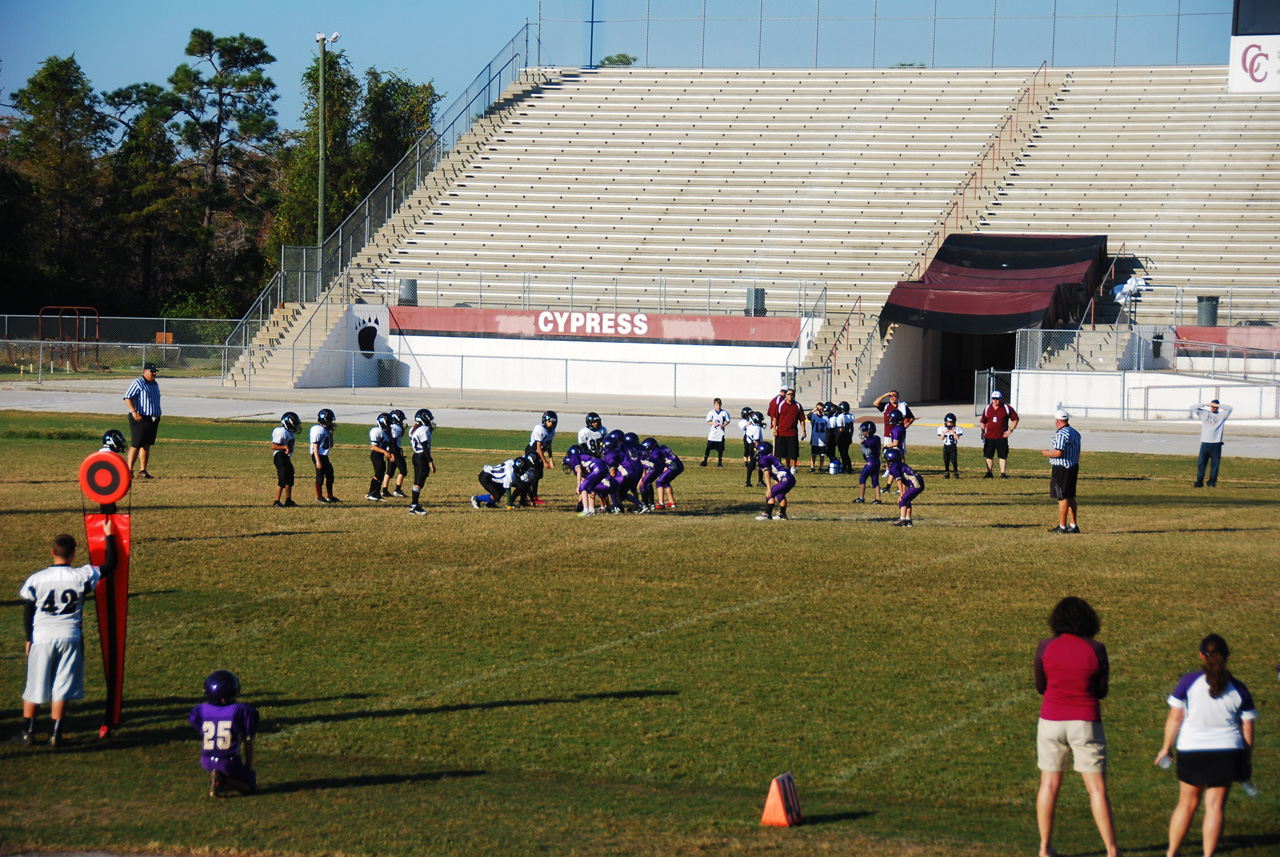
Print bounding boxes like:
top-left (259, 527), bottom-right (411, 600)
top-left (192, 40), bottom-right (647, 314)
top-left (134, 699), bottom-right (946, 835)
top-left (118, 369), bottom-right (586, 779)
top-left (316, 32), bottom-right (342, 245)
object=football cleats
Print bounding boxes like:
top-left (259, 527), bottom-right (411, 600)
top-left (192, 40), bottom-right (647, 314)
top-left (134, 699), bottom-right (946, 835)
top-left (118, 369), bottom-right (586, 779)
top-left (390, 409), bottom-right (407, 428)
top-left (203, 670), bottom-right (240, 705)
top-left (749, 411), bottom-right (765, 426)
top-left (585, 412), bottom-right (602, 430)
top-left (623, 432), bottom-right (640, 447)
top-left (280, 411), bottom-right (301, 432)
top-left (101, 429), bottom-right (126, 453)
top-left (740, 406), bottom-right (753, 420)
top-left (889, 411), bottom-right (905, 427)
top-left (885, 447), bottom-right (904, 464)
top-left (376, 413), bottom-right (393, 434)
top-left (756, 440), bottom-right (774, 458)
top-left (316, 408), bottom-right (336, 429)
top-left (944, 412), bottom-right (957, 427)
top-left (840, 401), bottom-right (851, 414)
top-left (414, 408), bottom-right (435, 427)
top-left (859, 420), bottom-right (877, 439)
top-left (640, 437), bottom-right (659, 453)
top-left (542, 410), bottom-right (558, 428)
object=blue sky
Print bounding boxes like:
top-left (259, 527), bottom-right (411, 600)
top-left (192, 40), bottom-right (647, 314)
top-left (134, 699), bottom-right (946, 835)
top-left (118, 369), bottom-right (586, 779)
top-left (1, 0), bottom-right (1233, 131)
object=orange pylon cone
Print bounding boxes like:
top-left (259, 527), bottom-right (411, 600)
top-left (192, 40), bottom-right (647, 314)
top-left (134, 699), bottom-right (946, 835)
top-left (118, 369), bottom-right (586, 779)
top-left (761, 772), bottom-right (803, 827)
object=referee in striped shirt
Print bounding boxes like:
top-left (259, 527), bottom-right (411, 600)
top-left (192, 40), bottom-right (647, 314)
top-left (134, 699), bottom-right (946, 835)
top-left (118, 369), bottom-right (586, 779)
top-left (1042, 409), bottom-right (1081, 533)
top-left (123, 362), bottom-right (162, 478)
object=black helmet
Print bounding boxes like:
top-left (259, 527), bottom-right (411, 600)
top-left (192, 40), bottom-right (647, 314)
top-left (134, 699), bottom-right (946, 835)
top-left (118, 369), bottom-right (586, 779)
top-left (316, 408), bottom-right (336, 428)
top-left (585, 412), bottom-right (602, 430)
top-left (859, 420), bottom-right (877, 438)
top-left (542, 410), bottom-right (558, 428)
top-left (203, 669), bottom-right (240, 704)
top-left (944, 412), bottom-right (957, 426)
top-left (414, 408), bottom-right (435, 427)
top-left (101, 429), bottom-right (127, 453)
top-left (740, 406), bottom-right (752, 420)
top-left (840, 401), bottom-right (850, 414)
top-left (280, 411), bottom-right (301, 432)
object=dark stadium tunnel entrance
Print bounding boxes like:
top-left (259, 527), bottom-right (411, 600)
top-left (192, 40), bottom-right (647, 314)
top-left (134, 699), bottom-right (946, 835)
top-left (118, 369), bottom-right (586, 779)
top-left (940, 331), bottom-right (1015, 400)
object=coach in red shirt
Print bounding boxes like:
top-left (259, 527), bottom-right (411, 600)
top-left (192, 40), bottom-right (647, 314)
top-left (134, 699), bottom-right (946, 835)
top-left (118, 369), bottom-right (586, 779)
top-left (773, 388), bottom-right (806, 470)
top-left (980, 390), bottom-right (1019, 478)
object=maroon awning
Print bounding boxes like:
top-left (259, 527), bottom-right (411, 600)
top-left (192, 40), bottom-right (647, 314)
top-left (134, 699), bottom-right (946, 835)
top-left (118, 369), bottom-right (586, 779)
top-left (882, 234), bottom-right (1108, 335)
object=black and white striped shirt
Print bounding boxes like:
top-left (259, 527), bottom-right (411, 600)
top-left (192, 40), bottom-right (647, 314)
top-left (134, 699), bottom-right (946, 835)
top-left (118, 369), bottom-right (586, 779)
top-left (1050, 425), bottom-right (1081, 468)
top-left (124, 376), bottom-right (161, 417)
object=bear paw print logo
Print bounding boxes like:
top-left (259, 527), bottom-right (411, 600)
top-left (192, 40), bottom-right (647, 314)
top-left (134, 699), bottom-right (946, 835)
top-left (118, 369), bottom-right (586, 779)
top-left (356, 314), bottom-right (380, 358)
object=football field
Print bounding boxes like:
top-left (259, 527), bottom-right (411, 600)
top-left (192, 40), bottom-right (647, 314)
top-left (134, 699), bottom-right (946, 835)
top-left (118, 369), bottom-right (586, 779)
top-left (2, 410), bottom-right (1277, 856)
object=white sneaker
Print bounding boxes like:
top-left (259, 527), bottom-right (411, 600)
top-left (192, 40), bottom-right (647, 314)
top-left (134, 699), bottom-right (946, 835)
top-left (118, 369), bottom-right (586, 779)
top-left (470, 496), bottom-right (481, 509)
top-left (408, 505), bottom-right (427, 515)
top-left (755, 513), bottom-right (772, 520)
top-left (365, 493), bottom-right (383, 502)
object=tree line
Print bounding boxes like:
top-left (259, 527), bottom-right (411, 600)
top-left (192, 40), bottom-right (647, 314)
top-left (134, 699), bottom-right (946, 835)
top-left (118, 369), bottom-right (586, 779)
top-left (0, 29), bottom-right (439, 320)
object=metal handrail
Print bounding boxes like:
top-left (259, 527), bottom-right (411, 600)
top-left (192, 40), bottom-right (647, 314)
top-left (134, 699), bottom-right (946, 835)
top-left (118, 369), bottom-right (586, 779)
top-left (918, 60), bottom-right (1051, 264)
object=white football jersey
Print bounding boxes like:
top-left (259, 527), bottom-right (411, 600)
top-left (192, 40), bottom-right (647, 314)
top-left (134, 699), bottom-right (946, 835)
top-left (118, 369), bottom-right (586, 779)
top-left (743, 423), bottom-right (765, 444)
top-left (705, 409), bottom-right (730, 441)
top-left (369, 426), bottom-right (391, 450)
top-left (578, 426), bottom-right (606, 446)
top-left (390, 423), bottom-right (404, 448)
top-left (410, 424), bottom-right (432, 454)
top-left (271, 426), bottom-right (294, 455)
top-left (21, 564), bottom-right (102, 643)
top-left (530, 425), bottom-right (555, 448)
top-left (309, 424), bottom-right (332, 456)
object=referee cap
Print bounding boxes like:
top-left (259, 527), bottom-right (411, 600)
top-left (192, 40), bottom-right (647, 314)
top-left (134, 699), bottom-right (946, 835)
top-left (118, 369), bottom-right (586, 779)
top-left (143, 362), bottom-right (158, 372)
top-left (1054, 409), bottom-right (1071, 421)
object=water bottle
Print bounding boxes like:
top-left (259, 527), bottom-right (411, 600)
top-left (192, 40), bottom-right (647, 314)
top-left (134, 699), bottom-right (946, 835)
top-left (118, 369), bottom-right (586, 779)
top-left (1158, 755), bottom-right (1172, 770)
top-left (1240, 780), bottom-right (1258, 797)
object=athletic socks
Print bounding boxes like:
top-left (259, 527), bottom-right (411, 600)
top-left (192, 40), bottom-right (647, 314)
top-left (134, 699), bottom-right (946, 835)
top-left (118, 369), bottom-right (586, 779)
top-left (411, 488), bottom-right (421, 505)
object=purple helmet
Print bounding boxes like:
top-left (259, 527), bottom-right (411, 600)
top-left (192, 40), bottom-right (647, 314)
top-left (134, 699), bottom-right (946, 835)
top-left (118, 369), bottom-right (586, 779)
top-left (756, 440), bottom-right (774, 457)
top-left (203, 670), bottom-right (240, 704)
top-left (889, 411), bottom-right (905, 427)
top-left (623, 432), bottom-right (639, 447)
top-left (640, 437), bottom-right (659, 452)
top-left (885, 447), bottom-right (904, 464)
top-left (562, 444), bottom-right (584, 473)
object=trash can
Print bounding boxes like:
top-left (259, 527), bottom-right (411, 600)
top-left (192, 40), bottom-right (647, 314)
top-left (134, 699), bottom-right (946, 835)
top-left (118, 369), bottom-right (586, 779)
top-left (398, 278), bottom-right (418, 307)
top-left (1196, 295), bottom-right (1219, 326)
top-left (1152, 332), bottom-right (1164, 359)
top-left (377, 358), bottom-right (399, 386)
top-left (745, 287), bottom-right (767, 317)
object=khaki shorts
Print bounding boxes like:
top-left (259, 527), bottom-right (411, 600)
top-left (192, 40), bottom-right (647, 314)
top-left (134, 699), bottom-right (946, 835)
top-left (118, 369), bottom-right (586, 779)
top-left (1037, 718), bottom-right (1107, 774)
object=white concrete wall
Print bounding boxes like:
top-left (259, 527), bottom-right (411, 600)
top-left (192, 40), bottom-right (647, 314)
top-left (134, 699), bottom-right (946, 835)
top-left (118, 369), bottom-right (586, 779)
top-left (387, 332), bottom-right (791, 401)
top-left (1009, 370), bottom-right (1279, 420)
top-left (859, 325), bottom-right (940, 405)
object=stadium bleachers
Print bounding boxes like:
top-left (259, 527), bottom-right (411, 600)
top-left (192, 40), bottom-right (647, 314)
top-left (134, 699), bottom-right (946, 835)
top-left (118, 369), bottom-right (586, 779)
top-left (231, 65), bottom-right (1280, 392)
top-left (977, 66), bottom-right (1280, 328)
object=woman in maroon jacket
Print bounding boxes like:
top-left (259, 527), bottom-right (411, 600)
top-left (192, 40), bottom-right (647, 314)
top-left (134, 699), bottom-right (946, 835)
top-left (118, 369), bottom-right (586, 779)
top-left (1034, 596), bottom-right (1120, 857)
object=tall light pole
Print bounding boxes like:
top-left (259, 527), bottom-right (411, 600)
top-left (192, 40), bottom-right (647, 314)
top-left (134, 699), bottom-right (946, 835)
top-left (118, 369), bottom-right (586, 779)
top-left (316, 32), bottom-right (340, 247)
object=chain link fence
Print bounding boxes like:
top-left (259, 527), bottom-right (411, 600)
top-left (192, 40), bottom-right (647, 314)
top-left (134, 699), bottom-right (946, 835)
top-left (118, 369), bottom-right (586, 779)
top-left (1125, 383), bottom-right (1280, 421)
top-left (4, 339), bottom-right (786, 405)
top-left (1, 316), bottom-right (239, 346)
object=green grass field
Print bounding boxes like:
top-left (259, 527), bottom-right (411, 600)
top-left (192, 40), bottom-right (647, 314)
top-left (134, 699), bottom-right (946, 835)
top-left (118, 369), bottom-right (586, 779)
top-left (2, 410), bottom-right (1277, 856)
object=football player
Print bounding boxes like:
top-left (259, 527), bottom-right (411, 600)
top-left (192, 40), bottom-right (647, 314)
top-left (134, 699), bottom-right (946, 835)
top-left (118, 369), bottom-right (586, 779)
top-left (565, 442), bottom-right (609, 516)
top-left (472, 455), bottom-right (534, 510)
top-left (754, 440), bottom-right (794, 520)
top-left (938, 412), bottom-right (963, 478)
top-left (654, 444), bottom-right (684, 511)
top-left (311, 409), bottom-right (339, 503)
top-left (808, 402), bottom-right (829, 473)
top-left (739, 410), bottom-right (766, 488)
top-left (526, 410), bottom-right (558, 506)
top-left (189, 670), bottom-right (259, 798)
top-left (16, 521), bottom-right (119, 748)
top-left (271, 412), bottom-right (300, 508)
top-left (885, 447), bottom-right (924, 526)
top-left (836, 401), bottom-right (855, 474)
top-left (854, 420), bottom-right (883, 505)
top-left (385, 409), bottom-right (409, 498)
top-left (408, 408), bottom-right (436, 515)
top-left (636, 437), bottom-right (663, 511)
top-left (578, 412), bottom-right (607, 448)
top-left (884, 411), bottom-right (907, 493)
top-left (366, 413), bottom-right (395, 502)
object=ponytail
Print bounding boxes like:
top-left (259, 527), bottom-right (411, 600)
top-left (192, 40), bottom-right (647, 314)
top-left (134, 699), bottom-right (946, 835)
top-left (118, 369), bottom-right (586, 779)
top-left (1200, 633), bottom-right (1231, 698)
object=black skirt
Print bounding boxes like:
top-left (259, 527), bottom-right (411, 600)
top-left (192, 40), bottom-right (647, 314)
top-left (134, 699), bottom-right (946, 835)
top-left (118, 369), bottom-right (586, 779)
top-left (1176, 748), bottom-right (1249, 788)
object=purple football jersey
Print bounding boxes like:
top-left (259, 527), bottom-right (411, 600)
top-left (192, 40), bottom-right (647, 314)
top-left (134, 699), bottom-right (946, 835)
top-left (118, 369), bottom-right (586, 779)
top-left (190, 701), bottom-right (259, 762)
